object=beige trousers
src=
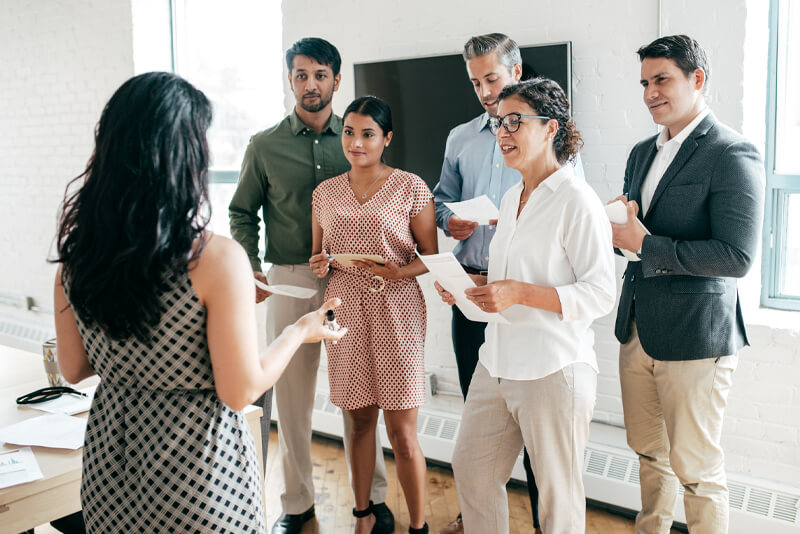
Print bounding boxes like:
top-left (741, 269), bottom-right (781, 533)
top-left (453, 362), bottom-right (596, 534)
top-left (619, 321), bottom-right (737, 534)
top-left (267, 264), bottom-right (388, 514)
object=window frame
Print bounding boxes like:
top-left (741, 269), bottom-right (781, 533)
top-left (761, 0), bottom-right (800, 311)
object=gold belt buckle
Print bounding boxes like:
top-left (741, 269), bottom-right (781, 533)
top-left (368, 275), bottom-right (386, 293)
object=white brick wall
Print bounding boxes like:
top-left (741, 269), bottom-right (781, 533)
top-left (0, 0), bottom-right (795, 489)
top-left (0, 0), bottom-right (135, 320)
top-left (282, 0), bottom-right (800, 487)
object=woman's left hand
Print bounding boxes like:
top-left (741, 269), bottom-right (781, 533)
top-left (465, 280), bottom-right (519, 313)
top-left (352, 259), bottom-right (404, 280)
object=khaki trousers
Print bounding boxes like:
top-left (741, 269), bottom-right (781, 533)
top-left (267, 264), bottom-right (388, 514)
top-left (619, 321), bottom-right (737, 534)
top-left (453, 362), bottom-right (596, 534)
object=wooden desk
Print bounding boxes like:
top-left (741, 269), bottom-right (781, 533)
top-left (0, 345), bottom-right (263, 534)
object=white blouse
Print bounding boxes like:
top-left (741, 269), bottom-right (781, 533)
top-left (478, 166), bottom-right (616, 380)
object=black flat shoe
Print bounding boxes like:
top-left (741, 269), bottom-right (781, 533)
top-left (408, 523), bottom-right (428, 534)
top-left (271, 505), bottom-right (315, 534)
top-left (372, 501), bottom-right (395, 534)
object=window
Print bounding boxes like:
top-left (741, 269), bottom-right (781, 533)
top-left (763, 0), bottom-right (800, 310)
top-left (134, 0), bottom-right (284, 241)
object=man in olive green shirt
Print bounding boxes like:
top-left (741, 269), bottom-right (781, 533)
top-left (229, 38), bottom-right (392, 534)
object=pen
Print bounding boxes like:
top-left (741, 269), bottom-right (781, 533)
top-left (325, 309), bottom-right (340, 344)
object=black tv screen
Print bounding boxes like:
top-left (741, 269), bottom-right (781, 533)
top-left (353, 42), bottom-right (572, 189)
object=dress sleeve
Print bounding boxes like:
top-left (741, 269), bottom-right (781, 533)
top-left (409, 174), bottom-right (434, 218)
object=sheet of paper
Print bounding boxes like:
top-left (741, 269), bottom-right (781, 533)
top-left (330, 254), bottom-right (385, 268)
top-left (0, 413), bottom-right (87, 450)
top-left (419, 252), bottom-right (509, 324)
top-left (0, 447), bottom-right (43, 489)
top-left (443, 195), bottom-right (500, 226)
top-left (605, 200), bottom-right (651, 262)
top-left (254, 279), bottom-right (318, 299)
top-left (24, 385), bottom-right (96, 415)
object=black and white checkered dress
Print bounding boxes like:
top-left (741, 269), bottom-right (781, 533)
top-left (71, 269), bottom-right (265, 533)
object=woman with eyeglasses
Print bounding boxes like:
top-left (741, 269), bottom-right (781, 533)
top-left (435, 78), bottom-right (616, 533)
top-left (308, 95), bottom-right (437, 534)
top-left (52, 72), bottom-right (345, 533)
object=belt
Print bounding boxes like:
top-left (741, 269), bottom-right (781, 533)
top-left (461, 264), bottom-right (488, 276)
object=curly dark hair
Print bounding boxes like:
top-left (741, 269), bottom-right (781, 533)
top-left (53, 71), bottom-right (213, 341)
top-left (497, 77), bottom-right (583, 165)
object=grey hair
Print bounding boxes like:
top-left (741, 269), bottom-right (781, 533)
top-left (462, 33), bottom-right (522, 73)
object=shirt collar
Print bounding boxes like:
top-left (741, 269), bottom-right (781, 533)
top-left (477, 111), bottom-right (492, 133)
top-left (656, 107), bottom-right (710, 149)
top-left (514, 165), bottom-right (574, 195)
top-left (539, 165), bottom-right (574, 192)
top-left (288, 109), bottom-right (342, 136)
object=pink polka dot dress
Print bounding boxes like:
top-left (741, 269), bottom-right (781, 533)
top-left (312, 169), bottom-right (432, 411)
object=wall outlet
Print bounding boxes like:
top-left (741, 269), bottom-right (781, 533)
top-left (425, 372), bottom-right (438, 397)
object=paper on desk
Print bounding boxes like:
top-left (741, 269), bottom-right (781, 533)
top-left (330, 254), bottom-right (385, 268)
top-left (255, 279), bottom-right (318, 299)
top-left (419, 252), bottom-right (509, 324)
top-left (0, 447), bottom-right (43, 489)
top-left (24, 385), bottom-right (96, 415)
top-left (605, 200), bottom-right (651, 262)
top-left (444, 195), bottom-right (500, 226)
top-left (0, 413), bottom-right (87, 450)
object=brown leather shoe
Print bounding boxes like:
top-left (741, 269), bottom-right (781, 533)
top-left (436, 514), bottom-right (463, 534)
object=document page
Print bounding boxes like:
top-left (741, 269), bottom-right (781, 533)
top-left (605, 200), bottom-right (651, 262)
top-left (24, 385), bottom-right (96, 415)
top-left (419, 252), bottom-right (509, 324)
top-left (254, 279), bottom-right (318, 299)
top-left (444, 195), bottom-right (500, 226)
top-left (0, 413), bottom-right (87, 450)
top-left (0, 447), bottom-right (43, 489)
top-left (330, 254), bottom-right (385, 268)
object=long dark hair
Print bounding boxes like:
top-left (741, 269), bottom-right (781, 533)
top-left (54, 71), bottom-right (213, 341)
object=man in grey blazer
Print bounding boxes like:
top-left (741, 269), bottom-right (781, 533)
top-left (610, 35), bottom-right (764, 534)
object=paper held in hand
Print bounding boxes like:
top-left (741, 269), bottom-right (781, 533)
top-left (418, 252), bottom-right (509, 324)
top-left (254, 279), bottom-right (318, 299)
top-left (330, 254), bottom-right (385, 268)
top-left (443, 195), bottom-right (500, 226)
top-left (605, 200), bottom-right (651, 262)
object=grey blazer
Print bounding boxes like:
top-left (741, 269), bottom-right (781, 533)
top-left (614, 114), bottom-right (765, 361)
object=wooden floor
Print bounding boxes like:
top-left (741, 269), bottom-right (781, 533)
top-left (36, 428), bottom-right (681, 534)
top-left (262, 429), bottom-right (681, 534)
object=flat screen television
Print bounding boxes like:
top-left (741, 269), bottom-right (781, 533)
top-left (353, 42), bottom-right (572, 189)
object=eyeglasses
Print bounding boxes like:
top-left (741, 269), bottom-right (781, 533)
top-left (488, 113), bottom-right (551, 135)
top-left (16, 386), bottom-right (87, 405)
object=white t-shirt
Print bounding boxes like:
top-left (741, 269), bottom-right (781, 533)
top-left (478, 166), bottom-right (617, 380)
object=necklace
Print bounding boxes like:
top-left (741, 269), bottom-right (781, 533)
top-left (349, 169), bottom-right (388, 200)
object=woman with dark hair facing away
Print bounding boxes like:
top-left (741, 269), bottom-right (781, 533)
top-left (308, 96), bottom-right (438, 534)
top-left (435, 78), bottom-right (616, 533)
top-left (53, 71), bottom-right (346, 533)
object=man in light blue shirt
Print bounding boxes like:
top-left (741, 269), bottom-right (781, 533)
top-left (433, 33), bottom-right (534, 534)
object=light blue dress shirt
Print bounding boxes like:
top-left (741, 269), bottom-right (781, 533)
top-left (433, 113), bottom-right (519, 271)
top-left (434, 112), bottom-right (586, 271)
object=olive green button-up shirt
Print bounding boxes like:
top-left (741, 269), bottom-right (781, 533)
top-left (229, 110), bottom-right (350, 270)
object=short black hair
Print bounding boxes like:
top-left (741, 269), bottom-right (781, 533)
top-left (285, 37), bottom-right (341, 76)
top-left (637, 34), bottom-right (710, 84)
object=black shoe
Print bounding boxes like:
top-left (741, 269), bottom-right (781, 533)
top-left (408, 523), bottom-right (429, 534)
top-left (271, 505), bottom-right (315, 534)
top-left (372, 502), bottom-right (395, 534)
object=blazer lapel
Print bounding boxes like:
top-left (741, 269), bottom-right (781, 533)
top-left (645, 114), bottom-right (716, 221)
top-left (629, 142), bottom-right (658, 221)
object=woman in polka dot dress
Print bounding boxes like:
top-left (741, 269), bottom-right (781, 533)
top-left (310, 96), bottom-right (437, 534)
